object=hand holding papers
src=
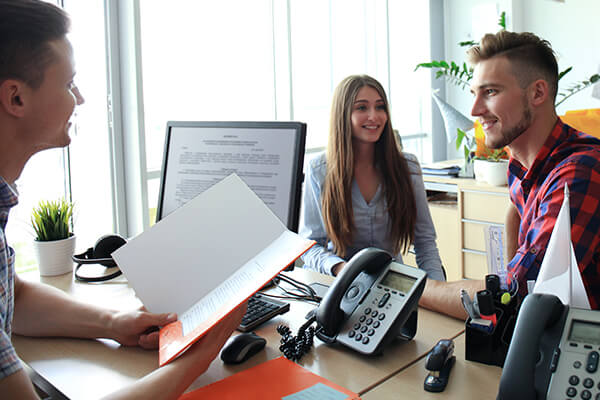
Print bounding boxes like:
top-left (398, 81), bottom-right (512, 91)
top-left (112, 174), bottom-right (315, 366)
top-left (533, 184), bottom-right (591, 309)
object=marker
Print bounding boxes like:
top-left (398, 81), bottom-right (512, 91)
top-left (476, 289), bottom-right (497, 326)
top-left (485, 274), bottom-right (500, 299)
top-left (500, 292), bottom-right (512, 305)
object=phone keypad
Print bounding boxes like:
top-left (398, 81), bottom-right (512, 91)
top-left (555, 350), bottom-right (600, 400)
top-left (340, 299), bottom-right (391, 351)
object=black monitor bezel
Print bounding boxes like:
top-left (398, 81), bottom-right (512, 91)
top-left (156, 120), bottom-right (306, 232)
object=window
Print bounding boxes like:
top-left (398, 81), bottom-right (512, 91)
top-left (139, 0), bottom-right (433, 226)
top-left (6, 1), bottom-right (434, 274)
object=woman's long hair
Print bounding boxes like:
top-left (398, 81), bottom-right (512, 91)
top-left (321, 74), bottom-right (416, 256)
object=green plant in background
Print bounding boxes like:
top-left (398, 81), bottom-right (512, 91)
top-left (31, 199), bottom-right (74, 241)
top-left (415, 12), bottom-right (600, 107)
top-left (475, 147), bottom-right (508, 162)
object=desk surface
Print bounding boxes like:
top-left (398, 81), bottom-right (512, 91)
top-left (363, 334), bottom-right (503, 399)
top-left (14, 269), bottom-right (475, 399)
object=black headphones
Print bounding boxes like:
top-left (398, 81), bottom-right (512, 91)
top-left (72, 234), bottom-right (127, 283)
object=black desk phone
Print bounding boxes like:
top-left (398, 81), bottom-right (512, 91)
top-left (497, 293), bottom-right (600, 400)
top-left (315, 248), bottom-right (427, 355)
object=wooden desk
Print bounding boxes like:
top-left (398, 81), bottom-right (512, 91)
top-left (362, 334), bottom-right (503, 399)
top-left (14, 269), bottom-right (465, 399)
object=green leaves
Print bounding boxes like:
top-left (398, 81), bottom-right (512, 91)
top-left (555, 73), bottom-right (600, 107)
top-left (498, 11), bottom-right (506, 30)
top-left (31, 199), bottom-right (74, 241)
top-left (415, 60), bottom-right (473, 89)
top-left (475, 148), bottom-right (508, 162)
top-left (456, 128), bottom-right (476, 161)
top-left (558, 66), bottom-right (573, 81)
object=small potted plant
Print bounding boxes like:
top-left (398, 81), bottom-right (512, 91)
top-left (31, 198), bottom-right (76, 276)
top-left (473, 147), bottom-right (510, 186)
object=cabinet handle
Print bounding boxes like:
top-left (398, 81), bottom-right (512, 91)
top-left (461, 218), bottom-right (503, 226)
top-left (461, 248), bottom-right (486, 255)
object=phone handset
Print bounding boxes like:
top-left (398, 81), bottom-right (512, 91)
top-left (497, 293), bottom-right (566, 400)
top-left (316, 248), bottom-right (392, 342)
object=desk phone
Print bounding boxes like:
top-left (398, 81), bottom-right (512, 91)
top-left (546, 307), bottom-right (600, 400)
top-left (498, 293), bottom-right (600, 400)
top-left (315, 248), bottom-right (427, 355)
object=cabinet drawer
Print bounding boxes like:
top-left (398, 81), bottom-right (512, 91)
top-left (463, 251), bottom-right (488, 280)
top-left (462, 190), bottom-right (509, 223)
top-left (463, 221), bottom-right (503, 252)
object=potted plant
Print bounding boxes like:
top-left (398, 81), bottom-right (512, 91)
top-left (31, 198), bottom-right (76, 276)
top-left (416, 12), bottom-right (600, 180)
top-left (473, 146), bottom-right (510, 186)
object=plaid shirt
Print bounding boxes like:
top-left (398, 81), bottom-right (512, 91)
top-left (0, 176), bottom-right (20, 378)
top-left (508, 119), bottom-right (600, 309)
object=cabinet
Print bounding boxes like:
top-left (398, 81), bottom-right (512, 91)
top-left (403, 175), bottom-right (510, 281)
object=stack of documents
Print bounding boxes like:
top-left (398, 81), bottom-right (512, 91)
top-left (421, 160), bottom-right (461, 177)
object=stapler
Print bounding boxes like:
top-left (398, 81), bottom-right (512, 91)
top-left (424, 339), bottom-right (456, 392)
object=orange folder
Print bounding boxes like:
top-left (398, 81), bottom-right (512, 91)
top-left (180, 357), bottom-right (361, 400)
top-left (158, 233), bottom-right (313, 366)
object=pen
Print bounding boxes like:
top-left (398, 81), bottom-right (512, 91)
top-left (485, 274), bottom-right (500, 299)
top-left (460, 289), bottom-right (479, 320)
top-left (476, 289), bottom-right (497, 326)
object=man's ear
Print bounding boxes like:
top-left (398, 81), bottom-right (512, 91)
top-left (529, 79), bottom-right (550, 107)
top-left (0, 79), bottom-right (28, 118)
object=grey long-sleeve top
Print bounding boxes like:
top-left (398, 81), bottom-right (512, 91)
top-left (299, 152), bottom-right (445, 281)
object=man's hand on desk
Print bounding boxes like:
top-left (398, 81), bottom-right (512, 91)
top-left (109, 308), bottom-right (177, 349)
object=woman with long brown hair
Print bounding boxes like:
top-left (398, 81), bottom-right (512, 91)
top-left (300, 75), bottom-right (445, 280)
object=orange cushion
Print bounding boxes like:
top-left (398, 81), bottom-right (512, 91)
top-left (561, 109), bottom-right (600, 139)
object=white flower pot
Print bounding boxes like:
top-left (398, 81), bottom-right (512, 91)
top-left (473, 159), bottom-right (509, 186)
top-left (486, 160), bottom-right (509, 186)
top-left (473, 159), bottom-right (488, 183)
top-left (33, 235), bottom-right (76, 276)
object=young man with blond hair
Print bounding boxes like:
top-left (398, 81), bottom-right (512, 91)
top-left (421, 30), bottom-right (600, 318)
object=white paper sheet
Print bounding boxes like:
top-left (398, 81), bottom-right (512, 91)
top-left (112, 173), bottom-right (302, 314)
top-left (533, 185), bottom-right (591, 309)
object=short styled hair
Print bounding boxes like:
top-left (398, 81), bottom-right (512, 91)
top-left (467, 31), bottom-right (559, 101)
top-left (0, 0), bottom-right (70, 88)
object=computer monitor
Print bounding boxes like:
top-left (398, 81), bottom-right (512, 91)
top-left (156, 121), bottom-right (307, 232)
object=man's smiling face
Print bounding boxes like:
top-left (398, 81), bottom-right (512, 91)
top-left (470, 56), bottom-right (532, 149)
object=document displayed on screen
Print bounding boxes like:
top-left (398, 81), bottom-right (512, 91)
top-left (161, 126), bottom-right (297, 224)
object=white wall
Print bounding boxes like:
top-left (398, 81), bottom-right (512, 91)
top-left (442, 0), bottom-right (600, 159)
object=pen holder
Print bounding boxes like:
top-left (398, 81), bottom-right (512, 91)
top-left (465, 308), bottom-right (506, 367)
top-left (465, 295), bottom-right (520, 367)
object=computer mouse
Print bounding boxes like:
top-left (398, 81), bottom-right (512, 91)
top-left (220, 332), bottom-right (266, 364)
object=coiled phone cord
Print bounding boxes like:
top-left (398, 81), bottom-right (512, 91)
top-left (277, 315), bottom-right (316, 362)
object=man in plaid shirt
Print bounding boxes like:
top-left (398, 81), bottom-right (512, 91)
top-left (420, 30), bottom-right (600, 318)
top-left (0, 1), bottom-right (244, 398)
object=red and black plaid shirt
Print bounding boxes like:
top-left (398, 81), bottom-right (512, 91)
top-left (508, 118), bottom-right (600, 309)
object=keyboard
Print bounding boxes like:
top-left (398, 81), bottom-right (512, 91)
top-left (238, 294), bottom-right (290, 332)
